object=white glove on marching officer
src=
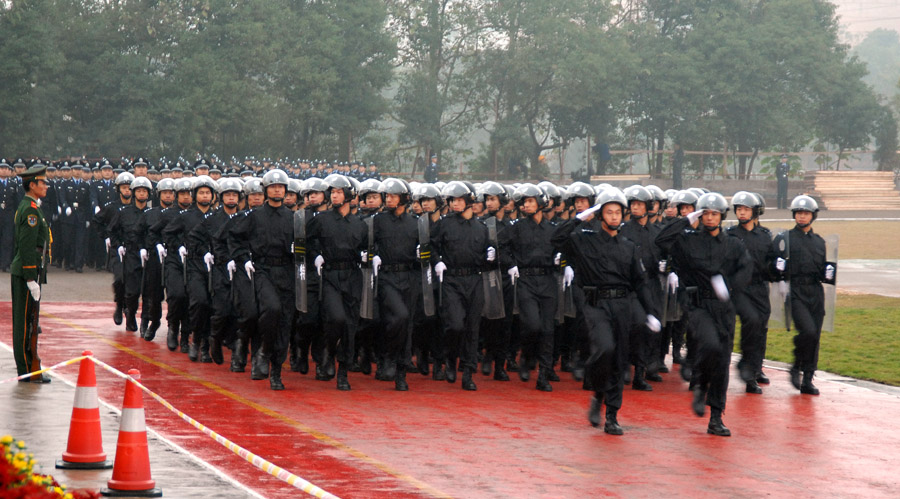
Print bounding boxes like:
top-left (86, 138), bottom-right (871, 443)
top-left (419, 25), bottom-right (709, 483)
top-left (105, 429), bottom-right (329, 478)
top-left (667, 272), bottom-right (679, 292)
top-left (646, 314), bottom-right (662, 333)
top-left (156, 244), bottom-right (166, 263)
top-left (105, 238), bottom-right (111, 253)
top-left (26, 281), bottom-right (41, 301)
top-left (711, 274), bottom-right (730, 302)
top-left (227, 260), bottom-right (236, 281)
top-left (204, 252), bottom-right (215, 272)
top-left (686, 209), bottom-right (703, 226)
top-left (564, 266), bottom-right (574, 287)
top-left (244, 260), bottom-right (255, 279)
top-left (486, 246), bottom-right (496, 262)
top-left (507, 266), bottom-right (519, 284)
top-left (360, 250), bottom-right (368, 263)
top-left (139, 248), bottom-right (148, 267)
top-left (65, 206), bottom-right (72, 216)
top-left (434, 262), bottom-right (446, 282)
top-left (658, 260), bottom-right (668, 273)
top-left (178, 246), bottom-right (188, 263)
top-left (117, 246), bottom-right (126, 262)
top-left (553, 253), bottom-right (562, 266)
top-left (372, 255), bottom-right (382, 276)
top-left (415, 244), bottom-right (421, 259)
top-left (775, 257), bottom-right (786, 272)
top-left (825, 264), bottom-right (835, 281)
top-left (94, 206), bottom-right (101, 215)
top-left (576, 204), bottom-right (601, 221)
top-left (315, 255), bottom-right (324, 276)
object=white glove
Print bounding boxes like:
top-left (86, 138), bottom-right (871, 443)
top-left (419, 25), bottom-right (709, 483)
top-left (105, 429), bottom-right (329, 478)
top-left (667, 272), bottom-right (679, 292)
top-left (416, 244), bottom-right (421, 259)
top-left (27, 281), bottom-right (41, 301)
top-left (576, 204), bottom-right (601, 221)
top-left (244, 260), bottom-right (255, 279)
top-left (178, 246), bottom-right (188, 263)
top-left (57, 206), bottom-right (62, 215)
top-left (139, 248), bottom-right (148, 267)
top-left (711, 274), bottom-right (730, 302)
top-left (825, 264), bottom-right (835, 281)
top-left (85, 221), bottom-right (90, 228)
top-left (658, 260), bottom-right (668, 273)
top-left (554, 253), bottom-right (562, 266)
top-left (156, 243), bottom-right (166, 263)
top-left (646, 314), bottom-right (662, 333)
top-left (686, 210), bottom-right (703, 225)
top-left (204, 252), bottom-right (215, 272)
top-left (507, 265), bottom-right (519, 284)
top-left (778, 280), bottom-right (789, 299)
top-left (360, 250), bottom-right (368, 263)
top-left (435, 262), bottom-right (447, 282)
top-left (564, 266), bottom-right (574, 287)
top-left (227, 260), bottom-right (236, 281)
top-left (372, 255), bottom-right (382, 276)
top-left (94, 206), bottom-right (101, 215)
top-left (105, 238), bottom-right (111, 252)
top-left (315, 255), bottom-right (324, 276)
top-left (73, 202), bottom-right (79, 209)
top-left (65, 206), bottom-right (72, 216)
top-left (486, 246), bottom-right (496, 262)
top-left (117, 246), bottom-right (126, 262)
top-left (775, 257), bottom-right (786, 272)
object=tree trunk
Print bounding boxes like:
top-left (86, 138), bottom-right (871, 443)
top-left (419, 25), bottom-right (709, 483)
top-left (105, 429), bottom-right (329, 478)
top-left (654, 120), bottom-right (666, 178)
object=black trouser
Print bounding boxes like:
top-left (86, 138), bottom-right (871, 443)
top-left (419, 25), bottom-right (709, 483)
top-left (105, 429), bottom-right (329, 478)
top-left (296, 276), bottom-right (322, 365)
top-left (516, 275), bottom-right (557, 373)
top-left (583, 296), bottom-right (635, 411)
top-left (321, 267), bottom-right (362, 364)
top-left (254, 265), bottom-right (294, 365)
top-left (777, 180), bottom-right (788, 209)
top-left (790, 283), bottom-right (825, 373)
top-left (735, 282), bottom-right (770, 377)
top-left (67, 220), bottom-right (86, 270)
top-left (377, 270), bottom-right (415, 368)
top-left (685, 298), bottom-right (735, 412)
top-left (0, 210), bottom-right (14, 269)
top-left (186, 261), bottom-right (211, 345)
top-left (141, 253), bottom-right (164, 323)
top-left (209, 265), bottom-right (237, 345)
top-left (440, 274), bottom-right (484, 372)
top-left (59, 221), bottom-right (74, 268)
top-left (232, 268), bottom-right (259, 354)
top-left (482, 275), bottom-right (513, 365)
top-left (411, 279), bottom-right (441, 366)
top-left (111, 250), bottom-right (126, 309)
top-left (164, 258), bottom-right (189, 331)
top-left (122, 249), bottom-right (143, 315)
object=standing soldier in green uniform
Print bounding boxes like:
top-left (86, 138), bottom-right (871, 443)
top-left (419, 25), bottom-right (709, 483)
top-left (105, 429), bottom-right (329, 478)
top-left (11, 162), bottom-right (52, 383)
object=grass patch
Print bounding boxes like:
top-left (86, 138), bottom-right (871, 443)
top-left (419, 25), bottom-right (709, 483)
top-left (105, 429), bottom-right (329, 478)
top-left (735, 293), bottom-right (900, 386)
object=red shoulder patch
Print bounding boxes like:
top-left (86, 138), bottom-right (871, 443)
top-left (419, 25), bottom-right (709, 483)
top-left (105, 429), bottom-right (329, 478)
top-left (31, 202), bottom-right (37, 209)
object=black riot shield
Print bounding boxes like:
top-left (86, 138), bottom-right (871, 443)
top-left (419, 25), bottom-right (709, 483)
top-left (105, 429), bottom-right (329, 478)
top-left (822, 234), bottom-right (839, 333)
top-left (660, 260), bottom-right (681, 325)
top-left (482, 217), bottom-right (505, 320)
top-left (359, 216), bottom-right (376, 320)
top-left (417, 216), bottom-right (436, 317)
top-left (293, 209), bottom-right (308, 313)
top-left (768, 228), bottom-right (792, 331)
top-left (555, 267), bottom-right (576, 322)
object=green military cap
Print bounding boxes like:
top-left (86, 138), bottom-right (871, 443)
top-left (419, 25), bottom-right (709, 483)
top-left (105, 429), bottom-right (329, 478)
top-left (19, 163), bottom-right (48, 180)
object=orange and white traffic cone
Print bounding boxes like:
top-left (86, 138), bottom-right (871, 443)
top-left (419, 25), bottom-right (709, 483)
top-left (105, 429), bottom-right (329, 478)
top-left (56, 350), bottom-right (113, 469)
top-left (100, 369), bottom-right (162, 497)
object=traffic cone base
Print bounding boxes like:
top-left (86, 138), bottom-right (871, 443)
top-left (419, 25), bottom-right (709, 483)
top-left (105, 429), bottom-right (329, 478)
top-left (58, 351), bottom-right (112, 469)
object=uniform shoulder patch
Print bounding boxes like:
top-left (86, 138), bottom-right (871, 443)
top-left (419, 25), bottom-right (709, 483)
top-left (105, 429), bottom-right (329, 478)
top-left (31, 201), bottom-right (38, 209)
top-left (27, 214), bottom-right (38, 227)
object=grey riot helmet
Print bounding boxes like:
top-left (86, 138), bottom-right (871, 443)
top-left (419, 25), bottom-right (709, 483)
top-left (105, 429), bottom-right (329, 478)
top-left (790, 194), bottom-right (819, 226)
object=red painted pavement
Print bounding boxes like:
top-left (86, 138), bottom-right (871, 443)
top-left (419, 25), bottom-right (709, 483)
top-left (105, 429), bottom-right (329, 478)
top-left (3, 301), bottom-right (900, 498)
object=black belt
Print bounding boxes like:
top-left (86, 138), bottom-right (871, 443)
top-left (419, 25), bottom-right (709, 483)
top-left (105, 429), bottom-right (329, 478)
top-left (381, 263), bottom-right (414, 272)
top-left (520, 267), bottom-right (555, 276)
top-left (583, 286), bottom-right (630, 303)
top-left (324, 261), bottom-right (357, 271)
top-left (257, 256), bottom-right (292, 266)
top-left (792, 275), bottom-right (821, 285)
top-left (445, 267), bottom-right (481, 277)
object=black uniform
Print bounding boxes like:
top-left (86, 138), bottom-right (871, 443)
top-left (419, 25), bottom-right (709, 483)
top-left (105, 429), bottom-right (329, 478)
top-left (137, 203), bottom-right (167, 336)
top-left (90, 178), bottom-right (118, 269)
top-left (656, 219), bottom-right (752, 416)
top-left (93, 198), bottom-right (129, 320)
top-left (149, 205), bottom-right (191, 350)
top-left (783, 226), bottom-right (827, 375)
top-left (108, 203), bottom-right (149, 331)
top-left (0, 176), bottom-right (22, 270)
top-left (619, 218), bottom-right (664, 383)
top-left (430, 211), bottom-right (491, 387)
top-left (61, 178), bottom-right (92, 271)
top-left (726, 223), bottom-right (777, 384)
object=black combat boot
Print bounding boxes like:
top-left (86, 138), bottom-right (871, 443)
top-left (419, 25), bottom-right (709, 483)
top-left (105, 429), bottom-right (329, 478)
top-left (297, 343), bottom-right (309, 375)
top-left (461, 368), bottom-right (477, 391)
top-left (800, 371), bottom-right (819, 395)
top-left (209, 335), bottom-right (224, 365)
top-left (166, 323), bottom-right (179, 351)
top-left (415, 350), bottom-right (429, 376)
top-left (125, 310), bottom-right (138, 332)
top-left (337, 363), bottom-right (351, 391)
top-left (144, 320), bottom-right (160, 342)
top-left (746, 380), bottom-right (763, 394)
top-left (140, 317), bottom-right (149, 337)
top-left (432, 362), bottom-right (446, 381)
top-left (180, 329), bottom-right (190, 354)
top-left (588, 395), bottom-right (602, 427)
top-left (250, 348), bottom-right (269, 380)
top-left (707, 409), bottom-right (731, 437)
top-left (445, 358), bottom-right (457, 383)
top-left (188, 333), bottom-right (200, 362)
top-left (481, 355), bottom-right (492, 376)
top-left (382, 360), bottom-right (396, 382)
top-left (230, 339), bottom-right (246, 372)
top-left (518, 362), bottom-right (530, 382)
top-left (604, 409), bottom-right (623, 435)
top-left (395, 365), bottom-right (409, 392)
top-left (200, 337), bottom-right (213, 363)
top-left (536, 370), bottom-right (553, 392)
top-left (113, 303), bottom-right (123, 325)
top-left (692, 386), bottom-right (706, 417)
top-left (493, 360), bottom-right (510, 381)
top-left (632, 367), bottom-right (653, 391)
top-left (756, 371), bottom-right (770, 384)
top-left (269, 363), bottom-right (284, 391)
top-left (790, 365), bottom-right (802, 390)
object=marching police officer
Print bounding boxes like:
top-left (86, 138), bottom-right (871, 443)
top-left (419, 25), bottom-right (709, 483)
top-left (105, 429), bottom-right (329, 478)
top-left (137, 178), bottom-right (176, 340)
top-left (94, 172), bottom-right (135, 326)
top-left (107, 177), bottom-right (153, 332)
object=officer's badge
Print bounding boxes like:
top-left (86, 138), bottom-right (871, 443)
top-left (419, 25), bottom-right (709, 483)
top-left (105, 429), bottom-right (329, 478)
top-left (27, 214), bottom-right (38, 227)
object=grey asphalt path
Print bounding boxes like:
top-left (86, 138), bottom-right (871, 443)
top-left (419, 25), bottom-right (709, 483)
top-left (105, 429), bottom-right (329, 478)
top-left (0, 349), bottom-right (260, 499)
